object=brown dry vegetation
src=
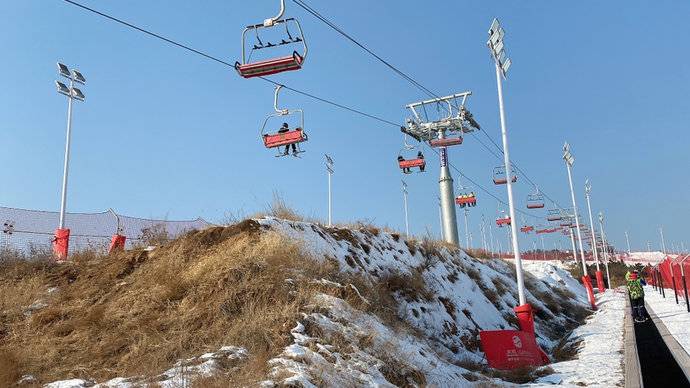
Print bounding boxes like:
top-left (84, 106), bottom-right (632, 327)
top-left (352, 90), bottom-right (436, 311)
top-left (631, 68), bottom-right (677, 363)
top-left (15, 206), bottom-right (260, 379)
top-left (0, 219), bottom-right (446, 386)
top-left (0, 220), bottom-right (344, 384)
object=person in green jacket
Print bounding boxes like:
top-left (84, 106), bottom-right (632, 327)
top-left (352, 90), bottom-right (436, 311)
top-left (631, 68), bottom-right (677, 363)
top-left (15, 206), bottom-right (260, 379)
top-left (626, 270), bottom-right (647, 322)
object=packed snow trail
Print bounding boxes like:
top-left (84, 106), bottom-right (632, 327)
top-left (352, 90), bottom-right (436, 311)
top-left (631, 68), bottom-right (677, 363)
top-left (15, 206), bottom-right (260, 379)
top-left (634, 313), bottom-right (689, 386)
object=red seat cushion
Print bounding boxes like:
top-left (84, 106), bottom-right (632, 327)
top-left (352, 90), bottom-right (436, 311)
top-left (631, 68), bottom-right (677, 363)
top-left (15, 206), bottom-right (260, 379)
top-left (236, 53), bottom-right (304, 78)
top-left (263, 129), bottom-right (306, 148)
top-left (399, 159), bottom-right (426, 169)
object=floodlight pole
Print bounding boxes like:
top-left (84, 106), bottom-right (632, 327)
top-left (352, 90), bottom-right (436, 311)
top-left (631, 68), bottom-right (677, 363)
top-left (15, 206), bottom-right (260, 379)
top-left (495, 66), bottom-right (524, 303)
top-left (402, 180), bottom-right (410, 236)
top-left (625, 230), bottom-right (631, 253)
top-left (325, 155), bottom-right (334, 227)
top-left (584, 181), bottom-right (600, 271)
top-left (489, 222), bottom-right (495, 256)
top-left (659, 226), bottom-right (667, 255)
top-left (463, 208), bottom-right (470, 248)
top-left (563, 144), bottom-right (587, 276)
top-left (541, 235), bottom-right (546, 260)
top-left (599, 212), bottom-right (612, 288)
top-left (569, 228), bottom-right (578, 263)
top-left (489, 24), bottom-right (525, 306)
top-left (58, 77), bottom-right (75, 230)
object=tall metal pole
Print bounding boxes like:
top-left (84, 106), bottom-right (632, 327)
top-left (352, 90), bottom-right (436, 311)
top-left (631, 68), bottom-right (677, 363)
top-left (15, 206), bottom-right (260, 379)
top-left (402, 180), bottom-right (409, 237)
top-left (463, 209), bottom-right (470, 248)
top-left (659, 226), bottom-right (667, 255)
top-left (570, 228), bottom-right (578, 264)
top-left (489, 223), bottom-right (495, 256)
top-left (327, 172), bottom-right (332, 226)
top-left (325, 155), bottom-right (334, 227)
top-left (599, 213), bottom-right (611, 288)
top-left (625, 231), bottom-right (631, 253)
top-left (541, 235), bottom-right (546, 260)
top-left (493, 63), bottom-right (525, 305)
top-left (584, 181), bottom-right (600, 272)
top-left (564, 150), bottom-right (587, 276)
top-left (58, 78), bottom-right (74, 229)
top-left (438, 133), bottom-right (459, 245)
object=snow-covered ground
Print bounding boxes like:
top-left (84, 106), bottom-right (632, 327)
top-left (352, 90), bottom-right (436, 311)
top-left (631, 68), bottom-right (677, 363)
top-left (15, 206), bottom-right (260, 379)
top-left (644, 285), bottom-right (690, 355)
top-left (43, 219), bottom-right (628, 387)
top-left (530, 289), bottom-right (626, 387)
top-left (622, 251), bottom-right (671, 265)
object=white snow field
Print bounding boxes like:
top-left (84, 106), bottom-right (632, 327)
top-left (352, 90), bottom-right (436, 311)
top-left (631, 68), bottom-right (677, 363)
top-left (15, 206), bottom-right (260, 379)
top-left (644, 285), bottom-right (690, 355)
top-left (45, 218), bottom-right (627, 387)
top-left (530, 289), bottom-right (626, 387)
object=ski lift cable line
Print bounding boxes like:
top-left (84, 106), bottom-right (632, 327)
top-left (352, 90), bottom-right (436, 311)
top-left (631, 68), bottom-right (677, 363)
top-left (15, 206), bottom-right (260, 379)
top-left (59, 0), bottom-right (538, 219)
top-left (60, 0), bottom-right (401, 128)
top-left (292, 0), bottom-right (566, 210)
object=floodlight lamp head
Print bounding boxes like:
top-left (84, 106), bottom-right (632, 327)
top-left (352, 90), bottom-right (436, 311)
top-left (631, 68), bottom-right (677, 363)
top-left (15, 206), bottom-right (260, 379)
top-left (57, 62), bottom-right (71, 79)
top-left (55, 81), bottom-right (71, 96)
top-left (71, 69), bottom-right (86, 84)
top-left (71, 87), bottom-right (86, 101)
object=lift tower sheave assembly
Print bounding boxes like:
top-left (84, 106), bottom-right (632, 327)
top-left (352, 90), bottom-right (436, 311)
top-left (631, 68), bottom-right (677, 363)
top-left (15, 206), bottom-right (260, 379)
top-left (402, 92), bottom-right (480, 246)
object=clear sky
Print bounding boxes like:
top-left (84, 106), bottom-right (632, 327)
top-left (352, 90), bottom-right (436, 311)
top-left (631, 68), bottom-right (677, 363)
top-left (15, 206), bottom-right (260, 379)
top-left (1, 1), bottom-right (689, 252)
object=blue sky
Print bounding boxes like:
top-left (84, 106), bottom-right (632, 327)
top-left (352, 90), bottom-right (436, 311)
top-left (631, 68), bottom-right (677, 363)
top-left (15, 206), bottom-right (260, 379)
top-left (1, 1), bottom-right (688, 252)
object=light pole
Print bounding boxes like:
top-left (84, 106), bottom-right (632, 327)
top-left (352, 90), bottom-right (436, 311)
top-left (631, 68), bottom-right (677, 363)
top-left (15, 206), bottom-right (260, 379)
top-left (402, 180), bottom-right (410, 237)
top-left (541, 235), bottom-right (546, 260)
top-left (585, 180), bottom-right (605, 291)
top-left (488, 19), bottom-right (526, 307)
top-left (569, 228), bottom-right (578, 263)
top-left (563, 144), bottom-right (596, 308)
top-left (54, 62), bottom-right (86, 260)
top-left (598, 212), bottom-right (612, 288)
top-left (325, 154), bottom-right (334, 227)
top-left (625, 230), bottom-right (631, 253)
top-left (461, 204), bottom-right (470, 249)
top-left (659, 226), bottom-right (668, 256)
top-left (563, 143), bottom-right (587, 274)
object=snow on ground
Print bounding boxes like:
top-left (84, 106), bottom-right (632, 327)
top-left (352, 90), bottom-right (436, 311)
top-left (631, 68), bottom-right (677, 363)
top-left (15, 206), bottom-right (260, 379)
top-left (644, 285), bottom-right (690, 355)
top-left (530, 289), bottom-right (626, 387)
top-left (259, 218), bottom-right (586, 357)
top-left (44, 346), bottom-right (248, 388)
top-left (44, 219), bottom-right (620, 387)
top-left (623, 251), bottom-right (670, 265)
top-left (521, 260), bottom-right (589, 304)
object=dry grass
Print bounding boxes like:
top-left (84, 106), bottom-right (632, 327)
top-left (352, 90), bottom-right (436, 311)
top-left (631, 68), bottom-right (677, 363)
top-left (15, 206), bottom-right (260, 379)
top-left (0, 220), bottom-right (339, 385)
top-left (265, 192), bottom-right (306, 222)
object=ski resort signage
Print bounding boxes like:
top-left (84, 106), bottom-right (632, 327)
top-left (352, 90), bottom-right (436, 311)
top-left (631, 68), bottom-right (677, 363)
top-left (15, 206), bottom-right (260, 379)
top-left (479, 329), bottom-right (547, 369)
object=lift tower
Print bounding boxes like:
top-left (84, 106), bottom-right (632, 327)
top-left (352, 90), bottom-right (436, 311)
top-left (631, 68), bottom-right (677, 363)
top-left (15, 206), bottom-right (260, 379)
top-left (402, 92), bottom-right (480, 245)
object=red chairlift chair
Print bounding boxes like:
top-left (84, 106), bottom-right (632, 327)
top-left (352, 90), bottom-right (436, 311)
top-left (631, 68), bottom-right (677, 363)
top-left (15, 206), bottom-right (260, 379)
top-left (455, 193), bottom-right (477, 208)
top-left (493, 166), bottom-right (517, 185)
top-left (235, 1), bottom-right (307, 79)
top-left (397, 135), bottom-right (426, 174)
top-left (520, 225), bottom-right (534, 233)
top-left (526, 190), bottom-right (545, 209)
top-left (496, 216), bottom-right (512, 227)
top-left (260, 85), bottom-right (308, 157)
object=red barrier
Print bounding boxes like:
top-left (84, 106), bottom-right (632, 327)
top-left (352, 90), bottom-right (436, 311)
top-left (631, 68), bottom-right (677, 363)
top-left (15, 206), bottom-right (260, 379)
top-left (582, 276), bottom-right (597, 310)
top-left (52, 228), bottom-right (70, 261)
top-left (108, 234), bottom-right (126, 254)
top-left (480, 303), bottom-right (549, 369)
top-left (595, 270), bottom-right (606, 292)
top-left (480, 330), bottom-right (549, 369)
